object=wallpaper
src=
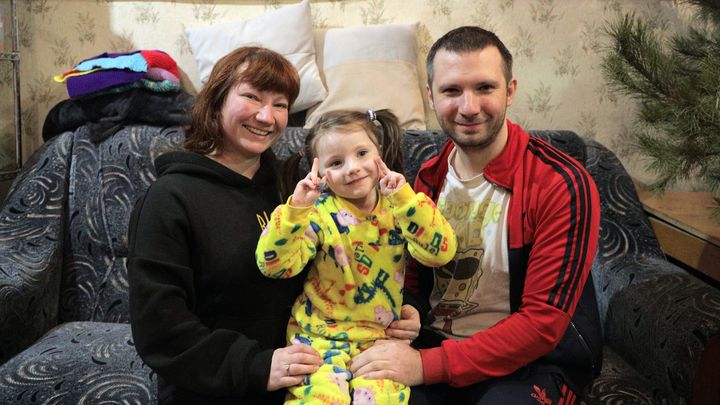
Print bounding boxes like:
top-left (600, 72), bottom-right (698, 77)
top-left (2, 0), bottom-right (700, 189)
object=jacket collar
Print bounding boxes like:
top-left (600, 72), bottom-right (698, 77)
top-left (416, 119), bottom-right (528, 195)
top-left (483, 119), bottom-right (528, 190)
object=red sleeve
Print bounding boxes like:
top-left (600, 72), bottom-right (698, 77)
top-left (420, 172), bottom-right (601, 387)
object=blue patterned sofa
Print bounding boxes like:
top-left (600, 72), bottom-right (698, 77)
top-left (0, 124), bottom-right (718, 404)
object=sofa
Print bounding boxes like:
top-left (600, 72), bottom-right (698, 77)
top-left (0, 123), bottom-right (719, 404)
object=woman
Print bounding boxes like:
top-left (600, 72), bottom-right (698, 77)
top-left (129, 46), bottom-right (420, 404)
top-left (127, 47), bottom-right (323, 404)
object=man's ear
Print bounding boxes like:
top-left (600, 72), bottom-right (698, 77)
top-left (426, 84), bottom-right (435, 111)
top-left (506, 78), bottom-right (518, 107)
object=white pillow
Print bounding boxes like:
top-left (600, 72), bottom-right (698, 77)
top-left (305, 23), bottom-right (426, 130)
top-left (185, 0), bottom-right (326, 113)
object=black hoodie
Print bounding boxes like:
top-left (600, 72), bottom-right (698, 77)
top-left (128, 151), bottom-right (304, 404)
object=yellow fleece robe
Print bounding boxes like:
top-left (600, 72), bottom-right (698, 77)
top-left (257, 184), bottom-right (456, 405)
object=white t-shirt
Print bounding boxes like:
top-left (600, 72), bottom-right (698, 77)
top-left (429, 150), bottom-right (511, 340)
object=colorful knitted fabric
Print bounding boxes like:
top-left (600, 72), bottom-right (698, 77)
top-left (145, 67), bottom-right (180, 84)
top-left (66, 70), bottom-right (145, 98)
top-left (53, 68), bottom-right (102, 83)
top-left (57, 49), bottom-right (180, 98)
top-left (140, 50), bottom-right (179, 77)
top-left (92, 79), bottom-right (181, 98)
top-left (74, 52), bottom-right (148, 73)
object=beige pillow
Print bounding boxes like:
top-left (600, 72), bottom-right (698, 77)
top-left (185, 0), bottom-right (326, 113)
top-left (306, 23), bottom-right (426, 130)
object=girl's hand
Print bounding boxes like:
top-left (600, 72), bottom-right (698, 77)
top-left (376, 157), bottom-right (406, 196)
top-left (385, 304), bottom-right (420, 343)
top-left (266, 340), bottom-right (323, 391)
top-left (291, 158), bottom-right (327, 207)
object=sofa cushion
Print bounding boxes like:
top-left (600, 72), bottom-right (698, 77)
top-left (585, 346), bottom-right (676, 404)
top-left (0, 322), bottom-right (156, 404)
top-left (185, 0), bottom-right (325, 113)
top-left (604, 271), bottom-right (720, 400)
top-left (0, 132), bottom-right (73, 363)
top-left (305, 23), bottom-right (426, 130)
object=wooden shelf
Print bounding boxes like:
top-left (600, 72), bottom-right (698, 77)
top-left (637, 188), bottom-right (720, 284)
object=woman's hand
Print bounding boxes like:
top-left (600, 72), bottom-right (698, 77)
top-left (291, 158), bottom-right (327, 207)
top-left (385, 304), bottom-right (420, 342)
top-left (267, 340), bottom-right (323, 391)
top-left (376, 157), bottom-right (406, 196)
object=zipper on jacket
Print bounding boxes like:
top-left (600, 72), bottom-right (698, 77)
top-left (569, 321), bottom-right (597, 375)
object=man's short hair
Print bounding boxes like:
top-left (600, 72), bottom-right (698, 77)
top-left (426, 26), bottom-right (513, 86)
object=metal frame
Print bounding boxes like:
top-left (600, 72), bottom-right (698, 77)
top-left (0, 0), bottom-right (21, 181)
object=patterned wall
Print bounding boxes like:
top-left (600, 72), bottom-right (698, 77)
top-left (6, 0), bottom-right (700, 189)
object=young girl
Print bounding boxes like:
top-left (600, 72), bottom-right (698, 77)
top-left (256, 109), bottom-right (457, 405)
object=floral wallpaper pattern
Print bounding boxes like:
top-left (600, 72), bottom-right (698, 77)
top-left (1, 0), bottom-right (700, 188)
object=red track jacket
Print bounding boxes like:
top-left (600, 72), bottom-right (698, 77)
top-left (408, 120), bottom-right (602, 390)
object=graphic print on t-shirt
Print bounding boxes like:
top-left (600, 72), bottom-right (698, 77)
top-left (430, 247), bottom-right (484, 334)
top-left (430, 162), bottom-right (511, 339)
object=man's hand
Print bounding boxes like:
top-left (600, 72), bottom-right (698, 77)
top-left (349, 340), bottom-right (424, 386)
top-left (385, 304), bottom-right (420, 342)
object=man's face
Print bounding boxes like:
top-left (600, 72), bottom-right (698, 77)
top-left (428, 47), bottom-right (516, 151)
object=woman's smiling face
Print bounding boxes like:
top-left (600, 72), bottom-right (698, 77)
top-left (218, 81), bottom-right (290, 160)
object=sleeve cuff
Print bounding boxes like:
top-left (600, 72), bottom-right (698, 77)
top-left (247, 348), bottom-right (274, 394)
top-left (419, 347), bottom-right (450, 385)
top-left (387, 183), bottom-right (415, 206)
top-left (283, 201), bottom-right (313, 223)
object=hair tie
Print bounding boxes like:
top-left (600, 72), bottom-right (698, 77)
top-left (367, 109), bottom-right (381, 128)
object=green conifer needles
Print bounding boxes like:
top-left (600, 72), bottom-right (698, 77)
top-left (602, 4), bottom-right (720, 195)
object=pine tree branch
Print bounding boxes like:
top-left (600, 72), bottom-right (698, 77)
top-left (681, 0), bottom-right (720, 25)
top-left (602, 6), bottom-right (720, 196)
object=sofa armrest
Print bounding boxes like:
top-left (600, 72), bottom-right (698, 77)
top-left (693, 333), bottom-right (720, 405)
top-left (0, 133), bottom-right (73, 364)
top-left (605, 257), bottom-right (720, 400)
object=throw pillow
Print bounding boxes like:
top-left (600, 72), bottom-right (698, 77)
top-left (185, 0), bottom-right (326, 113)
top-left (305, 23), bottom-right (426, 130)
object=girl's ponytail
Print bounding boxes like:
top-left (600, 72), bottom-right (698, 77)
top-left (370, 109), bottom-right (404, 174)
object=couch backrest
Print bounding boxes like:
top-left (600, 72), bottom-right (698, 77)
top-left (59, 125), bottom-right (184, 323)
top-left (519, 130), bottom-right (667, 329)
top-left (547, 132), bottom-right (667, 324)
top-left (56, 126), bottom-right (449, 323)
top-left (274, 128), bottom-right (449, 184)
top-left (276, 127), bottom-right (667, 329)
top-left (42, 125), bottom-right (666, 327)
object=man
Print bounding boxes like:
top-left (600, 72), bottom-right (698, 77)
top-left (350, 26), bottom-right (603, 404)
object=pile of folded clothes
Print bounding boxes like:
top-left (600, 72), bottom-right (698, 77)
top-left (53, 49), bottom-right (182, 98)
top-left (45, 49), bottom-right (194, 143)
